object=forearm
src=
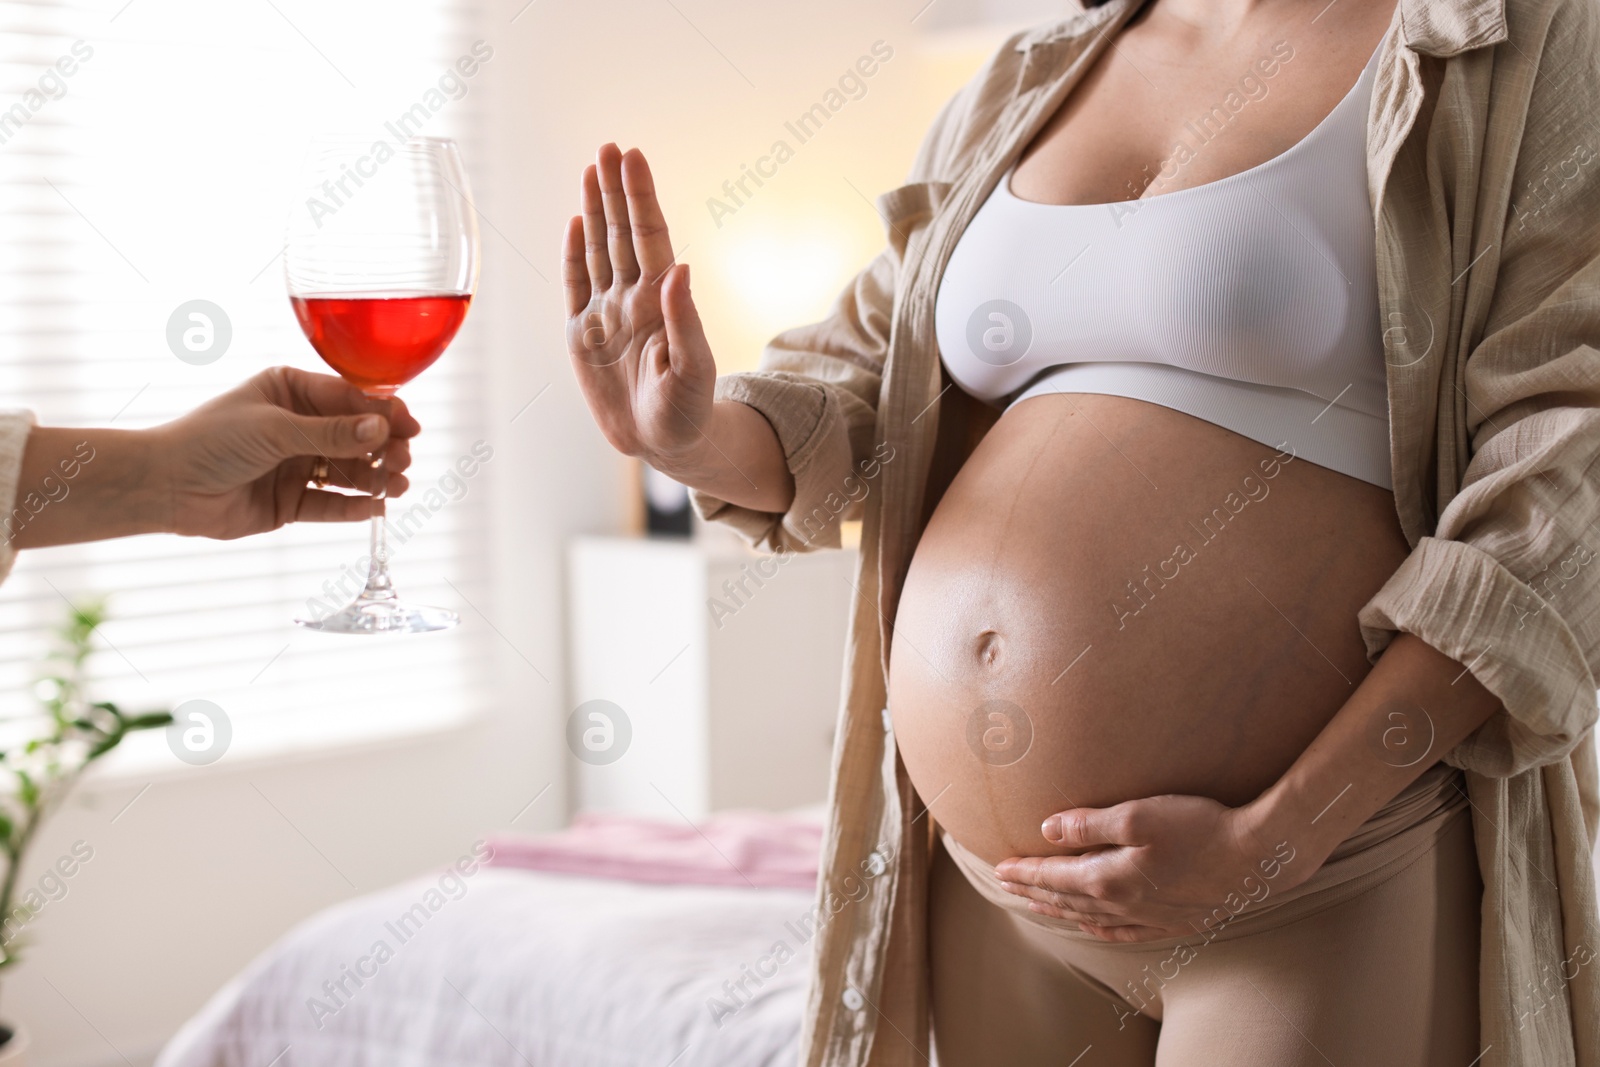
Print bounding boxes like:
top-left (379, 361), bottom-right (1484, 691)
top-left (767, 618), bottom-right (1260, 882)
top-left (7, 427), bottom-right (169, 549)
top-left (1248, 631), bottom-right (1503, 874)
top-left (660, 400), bottom-right (794, 514)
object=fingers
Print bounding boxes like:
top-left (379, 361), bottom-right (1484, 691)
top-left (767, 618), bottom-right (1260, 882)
top-left (580, 163), bottom-right (612, 291)
top-left (1041, 804), bottom-right (1137, 849)
top-left (1001, 877), bottom-right (1168, 934)
top-left (294, 488), bottom-right (380, 523)
top-left (562, 215), bottom-right (590, 317)
top-left (306, 464), bottom-right (411, 498)
top-left (1000, 880), bottom-right (1114, 916)
top-left (265, 367), bottom-right (421, 438)
top-left (579, 145), bottom-right (676, 293)
top-left (995, 851), bottom-right (1128, 902)
top-left (660, 262), bottom-right (712, 381)
top-left (295, 439), bottom-right (412, 494)
top-left (381, 435), bottom-right (412, 476)
top-left (381, 396), bottom-right (421, 439)
top-left (290, 446), bottom-right (414, 523)
top-left (621, 148), bottom-right (676, 282)
top-left (279, 410), bottom-right (389, 458)
top-left (993, 854), bottom-right (1054, 886)
top-left (259, 366), bottom-right (363, 416)
top-left (332, 466), bottom-right (411, 497)
top-left (596, 143), bottom-right (640, 285)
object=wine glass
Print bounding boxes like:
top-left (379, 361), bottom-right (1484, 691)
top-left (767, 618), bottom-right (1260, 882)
top-left (285, 135), bottom-right (478, 634)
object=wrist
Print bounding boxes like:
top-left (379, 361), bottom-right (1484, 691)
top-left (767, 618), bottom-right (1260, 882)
top-left (128, 426), bottom-right (176, 535)
top-left (1237, 781), bottom-right (1338, 893)
top-left (651, 401), bottom-right (795, 515)
top-left (649, 405), bottom-right (726, 485)
top-left (73, 426), bottom-right (171, 537)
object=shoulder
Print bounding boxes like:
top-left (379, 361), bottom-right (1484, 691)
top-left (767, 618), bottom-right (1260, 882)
top-left (1423, 0), bottom-right (1600, 137)
top-left (1491, 0), bottom-right (1600, 135)
top-left (906, 14), bottom-right (1100, 183)
top-left (1501, 0), bottom-right (1599, 60)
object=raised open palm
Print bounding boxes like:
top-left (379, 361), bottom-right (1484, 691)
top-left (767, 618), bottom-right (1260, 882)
top-left (564, 144), bottom-right (716, 474)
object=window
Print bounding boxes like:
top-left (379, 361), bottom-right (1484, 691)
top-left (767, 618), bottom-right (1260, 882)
top-left (0, 0), bottom-right (494, 753)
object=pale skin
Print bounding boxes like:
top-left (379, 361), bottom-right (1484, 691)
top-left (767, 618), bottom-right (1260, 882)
top-left (10, 366), bottom-right (419, 550)
top-left (565, 0), bottom-right (1503, 944)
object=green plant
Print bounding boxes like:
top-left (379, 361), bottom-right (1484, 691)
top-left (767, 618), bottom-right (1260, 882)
top-left (0, 598), bottom-right (171, 972)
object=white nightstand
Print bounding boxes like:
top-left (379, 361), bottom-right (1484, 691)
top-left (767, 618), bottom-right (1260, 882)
top-left (566, 533), bottom-right (857, 819)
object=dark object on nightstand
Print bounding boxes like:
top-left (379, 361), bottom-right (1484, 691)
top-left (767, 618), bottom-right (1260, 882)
top-left (644, 464), bottom-right (692, 537)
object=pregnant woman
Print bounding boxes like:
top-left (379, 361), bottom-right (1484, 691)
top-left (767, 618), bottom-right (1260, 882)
top-left (566, 0), bottom-right (1600, 1063)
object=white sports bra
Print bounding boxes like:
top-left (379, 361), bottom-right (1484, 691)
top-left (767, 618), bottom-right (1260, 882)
top-left (934, 42), bottom-right (1391, 488)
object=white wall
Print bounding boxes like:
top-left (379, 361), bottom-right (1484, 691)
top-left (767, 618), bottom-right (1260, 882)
top-left (17, 4), bottom-right (1585, 1064)
top-left (5, 0), bottom-right (1005, 1063)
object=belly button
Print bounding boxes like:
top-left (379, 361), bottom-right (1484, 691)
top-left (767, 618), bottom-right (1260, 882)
top-left (975, 630), bottom-right (1003, 668)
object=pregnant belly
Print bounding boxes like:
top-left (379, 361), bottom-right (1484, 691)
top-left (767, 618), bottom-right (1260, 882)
top-left (888, 393), bottom-right (1411, 866)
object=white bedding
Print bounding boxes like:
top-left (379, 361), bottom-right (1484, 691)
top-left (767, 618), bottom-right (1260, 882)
top-left (156, 867), bottom-right (816, 1067)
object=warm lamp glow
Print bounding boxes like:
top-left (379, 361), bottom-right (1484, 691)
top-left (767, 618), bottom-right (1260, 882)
top-left (714, 218), bottom-right (857, 345)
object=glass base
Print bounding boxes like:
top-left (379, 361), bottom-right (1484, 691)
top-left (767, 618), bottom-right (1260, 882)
top-left (295, 596), bottom-right (459, 635)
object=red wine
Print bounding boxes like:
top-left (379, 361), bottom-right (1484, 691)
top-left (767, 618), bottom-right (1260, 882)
top-left (291, 293), bottom-right (470, 394)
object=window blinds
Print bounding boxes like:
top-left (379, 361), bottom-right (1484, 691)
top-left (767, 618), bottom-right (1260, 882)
top-left (0, 0), bottom-right (494, 740)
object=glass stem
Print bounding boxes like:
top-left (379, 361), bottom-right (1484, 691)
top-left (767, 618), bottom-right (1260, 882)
top-left (359, 398), bottom-right (395, 604)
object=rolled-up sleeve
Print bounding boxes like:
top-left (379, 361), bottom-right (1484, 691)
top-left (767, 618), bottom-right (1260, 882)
top-left (1358, 10), bottom-right (1600, 775)
top-left (1360, 532), bottom-right (1598, 775)
top-left (692, 89), bottom-right (971, 555)
top-left (690, 247), bottom-right (897, 553)
top-left (1359, 295), bottom-right (1600, 776)
top-left (0, 410), bottom-right (35, 586)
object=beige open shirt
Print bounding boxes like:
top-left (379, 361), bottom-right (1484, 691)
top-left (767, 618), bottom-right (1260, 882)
top-left (694, 0), bottom-right (1600, 1062)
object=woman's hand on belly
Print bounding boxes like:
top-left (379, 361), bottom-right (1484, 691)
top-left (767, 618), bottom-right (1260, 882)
top-left (992, 791), bottom-right (1299, 942)
top-left (991, 632), bottom-right (1504, 943)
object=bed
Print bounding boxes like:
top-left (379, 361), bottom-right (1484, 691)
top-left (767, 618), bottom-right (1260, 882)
top-left (155, 815), bottom-right (824, 1067)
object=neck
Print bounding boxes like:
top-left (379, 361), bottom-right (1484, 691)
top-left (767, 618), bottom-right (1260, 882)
top-left (1132, 0), bottom-right (1310, 38)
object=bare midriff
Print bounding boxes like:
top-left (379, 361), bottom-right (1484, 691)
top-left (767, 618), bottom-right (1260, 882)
top-left (887, 393), bottom-right (1411, 866)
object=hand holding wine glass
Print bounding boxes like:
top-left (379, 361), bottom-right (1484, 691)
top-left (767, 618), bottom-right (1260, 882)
top-left (161, 366), bottom-right (420, 538)
top-left (286, 135), bottom-right (478, 634)
top-left (10, 366), bottom-right (418, 550)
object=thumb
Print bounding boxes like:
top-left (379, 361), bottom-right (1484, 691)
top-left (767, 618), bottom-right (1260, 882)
top-left (280, 411), bottom-right (388, 458)
top-left (1042, 805), bottom-right (1133, 849)
top-left (660, 263), bottom-right (715, 383)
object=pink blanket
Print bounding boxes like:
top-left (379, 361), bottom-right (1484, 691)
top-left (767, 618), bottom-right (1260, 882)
top-left (485, 809), bottom-right (824, 890)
